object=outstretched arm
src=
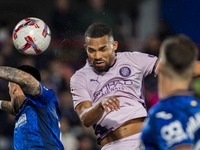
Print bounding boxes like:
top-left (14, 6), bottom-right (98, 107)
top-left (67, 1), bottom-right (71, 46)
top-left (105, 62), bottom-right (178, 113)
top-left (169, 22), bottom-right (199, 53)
top-left (0, 67), bottom-right (41, 96)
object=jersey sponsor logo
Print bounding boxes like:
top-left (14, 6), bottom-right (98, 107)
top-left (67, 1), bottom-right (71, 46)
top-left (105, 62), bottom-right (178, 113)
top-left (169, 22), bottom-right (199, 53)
top-left (93, 79), bottom-right (133, 101)
top-left (15, 114), bottom-right (27, 128)
top-left (119, 67), bottom-right (131, 77)
top-left (156, 111), bottom-right (173, 120)
top-left (186, 112), bottom-right (200, 140)
top-left (161, 120), bottom-right (187, 146)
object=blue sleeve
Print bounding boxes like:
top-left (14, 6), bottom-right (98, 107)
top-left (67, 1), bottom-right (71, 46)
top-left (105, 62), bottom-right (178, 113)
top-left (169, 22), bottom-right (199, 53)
top-left (25, 82), bottom-right (55, 107)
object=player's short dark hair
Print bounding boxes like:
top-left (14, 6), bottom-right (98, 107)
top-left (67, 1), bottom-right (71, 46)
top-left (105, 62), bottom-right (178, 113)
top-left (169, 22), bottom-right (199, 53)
top-left (163, 34), bottom-right (197, 73)
top-left (17, 65), bottom-right (41, 81)
top-left (85, 23), bottom-right (113, 38)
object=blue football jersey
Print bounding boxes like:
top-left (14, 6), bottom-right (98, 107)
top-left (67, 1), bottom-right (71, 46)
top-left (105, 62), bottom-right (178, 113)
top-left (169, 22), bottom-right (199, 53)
top-left (14, 82), bottom-right (64, 150)
top-left (141, 91), bottom-right (200, 150)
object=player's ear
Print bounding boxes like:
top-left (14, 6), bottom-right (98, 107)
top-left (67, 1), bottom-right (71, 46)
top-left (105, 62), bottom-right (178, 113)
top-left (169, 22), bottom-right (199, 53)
top-left (84, 44), bottom-right (87, 51)
top-left (13, 83), bottom-right (19, 92)
top-left (157, 60), bottom-right (162, 72)
top-left (113, 41), bottom-right (118, 51)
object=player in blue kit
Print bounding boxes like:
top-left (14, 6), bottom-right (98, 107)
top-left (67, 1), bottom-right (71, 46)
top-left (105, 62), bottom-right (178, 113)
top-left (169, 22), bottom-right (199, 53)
top-left (140, 35), bottom-right (200, 149)
top-left (0, 65), bottom-right (64, 150)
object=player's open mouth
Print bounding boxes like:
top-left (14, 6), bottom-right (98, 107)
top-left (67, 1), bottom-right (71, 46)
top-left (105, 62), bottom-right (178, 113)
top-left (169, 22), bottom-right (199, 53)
top-left (95, 61), bottom-right (105, 66)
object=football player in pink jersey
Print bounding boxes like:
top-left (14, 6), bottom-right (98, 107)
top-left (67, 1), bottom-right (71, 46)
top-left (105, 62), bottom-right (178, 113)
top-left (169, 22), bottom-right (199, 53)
top-left (70, 23), bottom-right (200, 149)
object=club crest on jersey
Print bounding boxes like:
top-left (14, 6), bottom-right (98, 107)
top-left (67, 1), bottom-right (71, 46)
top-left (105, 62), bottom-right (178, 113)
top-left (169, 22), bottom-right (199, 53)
top-left (119, 67), bottom-right (131, 77)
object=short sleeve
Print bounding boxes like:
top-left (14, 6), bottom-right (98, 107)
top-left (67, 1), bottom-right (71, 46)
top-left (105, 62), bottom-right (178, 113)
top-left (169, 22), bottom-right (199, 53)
top-left (25, 82), bottom-right (54, 107)
top-left (134, 52), bottom-right (157, 77)
top-left (70, 72), bottom-right (91, 109)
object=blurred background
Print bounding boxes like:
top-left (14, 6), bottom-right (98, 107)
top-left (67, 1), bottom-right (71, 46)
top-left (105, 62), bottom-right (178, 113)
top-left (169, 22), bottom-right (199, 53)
top-left (0, 0), bottom-right (200, 149)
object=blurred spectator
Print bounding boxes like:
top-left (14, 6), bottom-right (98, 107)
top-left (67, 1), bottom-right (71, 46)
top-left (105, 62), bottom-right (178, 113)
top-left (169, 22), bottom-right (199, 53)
top-left (60, 63), bottom-right (76, 89)
top-left (143, 35), bottom-right (160, 110)
top-left (58, 90), bottom-right (80, 126)
top-left (0, 18), bottom-right (15, 44)
top-left (112, 1), bottom-right (140, 41)
top-left (157, 20), bottom-right (174, 41)
top-left (78, 134), bottom-right (100, 150)
top-left (18, 56), bottom-right (36, 67)
top-left (143, 35), bottom-right (161, 57)
top-left (51, 0), bottom-right (80, 39)
top-left (79, 0), bottom-right (116, 36)
top-left (0, 135), bottom-right (13, 150)
top-left (60, 117), bottom-right (79, 150)
top-left (144, 86), bottom-right (158, 110)
top-left (193, 77), bottom-right (200, 99)
top-left (47, 59), bottom-right (68, 93)
top-left (0, 20), bottom-right (10, 44)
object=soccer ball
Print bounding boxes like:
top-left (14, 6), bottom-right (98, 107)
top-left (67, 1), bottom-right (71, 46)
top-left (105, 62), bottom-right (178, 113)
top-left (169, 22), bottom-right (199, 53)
top-left (12, 17), bottom-right (51, 55)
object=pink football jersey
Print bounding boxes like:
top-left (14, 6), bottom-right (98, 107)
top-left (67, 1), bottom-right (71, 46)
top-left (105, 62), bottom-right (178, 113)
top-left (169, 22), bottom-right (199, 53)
top-left (70, 52), bottom-right (157, 142)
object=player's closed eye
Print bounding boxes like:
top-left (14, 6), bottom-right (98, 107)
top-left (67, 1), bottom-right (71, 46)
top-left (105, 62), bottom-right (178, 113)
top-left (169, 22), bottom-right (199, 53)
top-left (99, 46), bottom-right (106, 52)
top-left (88, 48), bottom-right (96, 53)
top-left (100, 48), bottom-right (106, 52)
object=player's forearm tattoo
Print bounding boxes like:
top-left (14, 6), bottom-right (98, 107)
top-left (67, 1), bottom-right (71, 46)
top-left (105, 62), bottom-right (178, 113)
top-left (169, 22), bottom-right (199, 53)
top-left (1, 101), bottom-right (16, 116)
top-left (0, 67), bottom-right (41, 96)
top-left (0, 67), bottom-right (28, 84)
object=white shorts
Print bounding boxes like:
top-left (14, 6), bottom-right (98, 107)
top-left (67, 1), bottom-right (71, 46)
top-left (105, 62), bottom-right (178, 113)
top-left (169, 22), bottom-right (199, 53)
top-left (101, 132), bottom-right (141, 150)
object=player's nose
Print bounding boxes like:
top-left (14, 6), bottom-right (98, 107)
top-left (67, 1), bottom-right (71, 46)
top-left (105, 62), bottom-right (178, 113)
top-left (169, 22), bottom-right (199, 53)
top-left (94, 51), bottom-right (102, 59)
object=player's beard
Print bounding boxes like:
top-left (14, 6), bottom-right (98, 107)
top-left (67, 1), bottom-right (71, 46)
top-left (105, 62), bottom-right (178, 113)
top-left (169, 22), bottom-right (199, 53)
top-left (93, 55), bottom-right (115, 72)
top-left (93, 60), bottom-right (109, 72)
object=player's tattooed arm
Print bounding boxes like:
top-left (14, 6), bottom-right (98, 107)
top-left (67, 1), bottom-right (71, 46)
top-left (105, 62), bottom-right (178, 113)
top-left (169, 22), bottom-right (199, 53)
top-left (0, 67), bottom-right (41, 96)
top-left (1, 101), bottom-right (17, 116)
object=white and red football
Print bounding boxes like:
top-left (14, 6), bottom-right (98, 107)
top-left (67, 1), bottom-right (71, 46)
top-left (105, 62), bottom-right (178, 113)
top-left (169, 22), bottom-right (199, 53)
top-left (12, 17), bottom-right (51, 55)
